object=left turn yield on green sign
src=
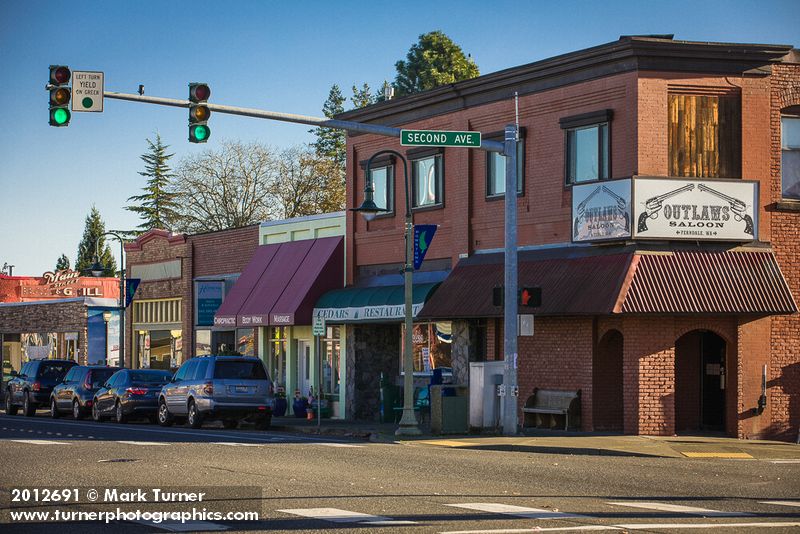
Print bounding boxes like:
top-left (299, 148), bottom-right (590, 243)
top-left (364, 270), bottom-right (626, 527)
top-left (71, 71), bottom-right (104, 112)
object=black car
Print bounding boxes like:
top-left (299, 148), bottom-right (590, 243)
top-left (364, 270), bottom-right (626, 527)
top-left (50, 366), bottom-right (120, 419)
top-left (93, 369), bottom-right (172, 423)
top-left (5, 360), bottom-right (77, 416)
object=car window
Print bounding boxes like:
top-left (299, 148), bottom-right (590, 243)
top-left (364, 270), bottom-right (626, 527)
top-left (193, 359), bottom-right (209, 380)
top-left (183, 360), bottom-right (199, 381)
top-left (20, 362), bottom-right (31, 377)
top-left (213, 360), bottom-right (268, 380)
top-left (63, 368), bottom-right (79, 383)
top-left (39, 363), bottom-right (74, 380)
top-left (174, 360), bottom-right (196, 382)
top-left (129, 371), bottom-right (171, 385)
top-left (89, 369), bottom-right (117, 387)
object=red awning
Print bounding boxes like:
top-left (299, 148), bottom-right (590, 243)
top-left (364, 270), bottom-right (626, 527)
top-left (417, 247), bottom-right (796, 319)
top-left (214, 237), bottom-right (343, 327)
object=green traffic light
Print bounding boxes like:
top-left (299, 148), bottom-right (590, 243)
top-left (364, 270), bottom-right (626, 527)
top-left (190, 124), bottom-right (210, 143)
top-left (52, 108), bottom-right (70, 125)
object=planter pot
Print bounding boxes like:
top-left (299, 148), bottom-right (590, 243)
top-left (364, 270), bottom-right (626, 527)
top-left (273, 397), bottom-right (287, 417)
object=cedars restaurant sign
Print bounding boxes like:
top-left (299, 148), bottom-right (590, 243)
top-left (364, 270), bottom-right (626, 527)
top-left (572, 177), bottom-right (758, 243)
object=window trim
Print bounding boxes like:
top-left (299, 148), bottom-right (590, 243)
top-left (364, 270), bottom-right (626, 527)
top-left (485, 134), bottom-right (526, 199)
top-left (368, 164), bottom-right (395, 218)
top-left (562, 114), bottom-right (611, 187)
top-left (780, 112), bottom-right (800, 202)
top-left (409, 151), bottom-right (444, 210)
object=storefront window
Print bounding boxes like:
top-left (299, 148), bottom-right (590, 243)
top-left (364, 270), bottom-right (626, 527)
top-left (149, 330), bottom-right (172, 370)
top-left (236, 328), bottom-right (255, 357)
top-left (196, 329), bottom-right (212, 356)
top-left (269, 327), bottom-right (287, 391)
top-left (322, 326), bottom-right (341, 396)
top-left (401, 322), bottom-right (453, 374)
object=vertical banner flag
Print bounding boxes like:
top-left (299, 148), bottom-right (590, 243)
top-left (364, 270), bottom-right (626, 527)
top-left (413, 224), bottom-right (438, 270)
top-left (125, 278), bottom-right (141, 308)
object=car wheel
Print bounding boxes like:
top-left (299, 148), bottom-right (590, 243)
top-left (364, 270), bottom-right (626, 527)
top-left (22, 392), bottom-right (35, 417)
top-left (73, 400), bottom-right (84, 420)
top-left (115, 402), bottom-right (127, 424)
top-left (222, 419), bottom-right (238, 430)
top-left (50, 398), bottom-right (60, 418)
top-left (158, 399), bottom-right (173, 427)
top-left (256, 415), bottom-right (272, 430)
top-left (92, 401), bottom-right (102, 422)
top-left (187, 401), bottom-right (203, 429)
top-left (5, 391), bottom-right (18, 415)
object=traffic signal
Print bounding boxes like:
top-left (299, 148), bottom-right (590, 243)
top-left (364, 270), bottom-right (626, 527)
top-left (188, 82), bottom-right (211, 143)
top-left (518, 287), bottom-right (542, 308)
top-left (48, 65), bottom-right (71, 127)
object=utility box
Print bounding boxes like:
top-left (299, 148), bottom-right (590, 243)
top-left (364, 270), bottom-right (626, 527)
top-left (430, 385), bottom-right (469, 434)
top-left (469, 361), bottom-right (505, 429)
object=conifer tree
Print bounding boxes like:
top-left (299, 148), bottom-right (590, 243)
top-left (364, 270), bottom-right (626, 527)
top-left (75, 206), bottom-right (117, 277)
top-left (126, 134), bottom-right (179, 233)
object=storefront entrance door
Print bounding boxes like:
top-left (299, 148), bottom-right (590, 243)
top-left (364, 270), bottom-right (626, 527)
top-left (675, 330), bottom-right (726, 432)
top-left (700, 332), bottom-right (725, 430)
top-left (297, 340), bottom-right (312, 398)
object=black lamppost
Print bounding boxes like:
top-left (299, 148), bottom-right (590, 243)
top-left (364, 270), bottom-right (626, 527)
top-left (351, 150), bottom-right (421, 436)
top-left (90, 232), bottom-right (126, 368)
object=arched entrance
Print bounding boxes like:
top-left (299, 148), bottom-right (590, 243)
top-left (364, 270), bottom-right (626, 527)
top-left (675, 330), bottom-right (726, 432)
top-left (593, 329), bottom-right (624, 431)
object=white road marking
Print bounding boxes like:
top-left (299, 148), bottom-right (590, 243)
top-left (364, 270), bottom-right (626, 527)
top-left (314, 443), bottom-right (365, 448)
top-left (277, 507), bottom-right (416, 525)
top-left (769, 459), bottom-right (800, 464)
top-left (606, 502), bottom-right (750, 517)
top-left (116, 441), bottom-right (171, 446)
top-left (441, 527), bottom-right (617, 534)
top-left (7, 439), bottom-right (68, 445)
top-left (760, 501), bottom-right (800, 507)
top-left (613, 522), bottom-right (800, 530)
top-left (210, 442), bottom-right (265, 447)
top-left (135, 520), bottom-right (228, 531)
top-left (446, 503), bottom-right (586, 519)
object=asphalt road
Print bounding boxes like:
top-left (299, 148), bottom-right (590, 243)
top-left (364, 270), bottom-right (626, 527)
top-left (1, 412), bottom-right (799, 533)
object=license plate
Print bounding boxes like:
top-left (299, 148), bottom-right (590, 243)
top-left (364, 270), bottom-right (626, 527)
top-left (235, 386), bottom-right (248, 393)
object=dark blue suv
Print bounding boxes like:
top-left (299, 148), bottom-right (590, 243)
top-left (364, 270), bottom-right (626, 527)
top-left (5, 360), bottom-right (77, 416)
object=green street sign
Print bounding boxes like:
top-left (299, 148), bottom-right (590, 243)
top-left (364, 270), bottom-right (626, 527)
top-left (400, 129), bottom-right (481, 148)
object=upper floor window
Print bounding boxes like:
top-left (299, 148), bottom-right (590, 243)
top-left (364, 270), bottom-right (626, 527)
top-left (781, 114), bottom-right (800, 200)
top-left (370, 165), bottom-right (394, 212)
top-left (411, 153), bottom-right (443, 208)
top-left (668, 93), bottom-right (741, 178)
top-left (561, 110), bottom-right (612, 185)
top-left (486, 130), bottom-right (525, 197)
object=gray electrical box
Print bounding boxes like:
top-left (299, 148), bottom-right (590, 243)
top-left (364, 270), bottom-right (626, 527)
top-left (469, 361), bottom-right (505, 429)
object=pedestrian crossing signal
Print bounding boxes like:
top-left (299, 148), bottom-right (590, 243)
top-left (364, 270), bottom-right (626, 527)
top-left (518, 287), bottom-right (541, 307)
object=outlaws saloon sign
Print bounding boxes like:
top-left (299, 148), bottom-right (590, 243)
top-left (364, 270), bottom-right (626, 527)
top-left (633, 177), bottom-right (758, 241)
top-left (572, 179), bottom-right (632, 242)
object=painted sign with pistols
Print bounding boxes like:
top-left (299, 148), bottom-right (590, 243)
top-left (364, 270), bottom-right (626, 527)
top-left (632, 177), bottom-right (758, 241)
top-left (572, 178), bottom-right (632, 242)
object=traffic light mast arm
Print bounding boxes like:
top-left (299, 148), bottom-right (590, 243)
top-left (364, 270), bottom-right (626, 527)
top-left (102, 90), bottom-right (505, 152)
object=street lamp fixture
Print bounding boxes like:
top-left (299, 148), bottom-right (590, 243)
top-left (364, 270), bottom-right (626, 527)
top-left (352, 150), bottom-right (421, 437)
top-left (90, 232), bottom-right (126, 368)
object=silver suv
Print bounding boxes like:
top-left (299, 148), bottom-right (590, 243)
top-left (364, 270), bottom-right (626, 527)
top-left (157, 356), bottom-right (273, 429)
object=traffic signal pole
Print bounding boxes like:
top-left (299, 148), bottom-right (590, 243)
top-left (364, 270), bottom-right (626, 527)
top-left (101, 88), bottom-right (521, 435)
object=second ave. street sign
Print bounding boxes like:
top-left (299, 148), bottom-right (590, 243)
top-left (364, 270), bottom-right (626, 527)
top-left (401, 129), bottom-right (481, 147)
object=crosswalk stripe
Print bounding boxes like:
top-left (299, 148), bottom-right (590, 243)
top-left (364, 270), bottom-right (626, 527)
top-left (612, 522), bottom-right (800, 530)
top-left (314, 443), bottom-right (364, 448)
top-left (441, 527), bottom-right (616, 533)
top-left (277, 507), bottom-right (415, 524)
top-left (760, 501), bottom-right (800, 507)
top-left (116, 441), bottom-right (171, 446)
top-left (607, 502), bottom-right (750, 517)
top-left (7, 439), bottom-right (68, 445)
top-left (210, 442), bottom-right (265, 447)
top-left (445, 503), bottom-right (586, 519)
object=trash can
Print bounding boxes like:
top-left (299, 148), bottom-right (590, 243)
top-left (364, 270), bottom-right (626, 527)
top-left (430, 384), bottom-right (468, 434)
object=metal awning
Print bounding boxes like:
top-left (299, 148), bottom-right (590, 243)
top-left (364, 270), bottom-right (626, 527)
top-left (416, 246), bottom-right (796, 319)
top-left (313, 282), bottom-right (440, 323)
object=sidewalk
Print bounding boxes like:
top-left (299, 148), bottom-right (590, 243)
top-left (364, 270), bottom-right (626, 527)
top-left (271, 416), bottom-right (800, 460)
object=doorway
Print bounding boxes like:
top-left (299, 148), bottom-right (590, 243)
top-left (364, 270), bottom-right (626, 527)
top-left (593, 329), bottom-right (624, 431)
top-left (675, 330), bottom-right (726, 432)
top-left (297, 340), bottom-right (312, 398)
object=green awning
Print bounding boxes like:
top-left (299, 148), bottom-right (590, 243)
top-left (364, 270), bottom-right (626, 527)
top-left (313, 283), bottom-right (440, 323)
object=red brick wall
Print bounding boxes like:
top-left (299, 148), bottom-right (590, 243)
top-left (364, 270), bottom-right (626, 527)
top-left (190, 225), bottom-right (259, 278)
top-left (769, 62), bottom-right (800, 441)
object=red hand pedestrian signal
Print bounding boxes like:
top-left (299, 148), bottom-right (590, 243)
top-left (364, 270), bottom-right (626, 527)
top-left (518, 287), bottom-right (541, 307)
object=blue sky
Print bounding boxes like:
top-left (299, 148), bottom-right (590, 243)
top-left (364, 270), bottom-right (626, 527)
top-left (0, 0), bottom-right (797, 275)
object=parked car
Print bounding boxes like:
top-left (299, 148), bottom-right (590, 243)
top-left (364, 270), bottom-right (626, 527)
top-left (92, 369), bottom-right (172, 423)
top-left (50, 365), bottom-right (120, 419)
top-left (5, 359), bottom-right (77, 416)
top-left (158, 356), bottom-right (273, 429)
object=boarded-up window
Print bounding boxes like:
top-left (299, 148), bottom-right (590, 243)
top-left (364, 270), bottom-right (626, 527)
top-left (668, 94), bottom-right (741, 178)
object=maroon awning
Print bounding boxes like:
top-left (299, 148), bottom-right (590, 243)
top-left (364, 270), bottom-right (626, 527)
top-left (214, 237), bottom-right (343, 327)
top-left (417, 246), bottom-right (796, 319)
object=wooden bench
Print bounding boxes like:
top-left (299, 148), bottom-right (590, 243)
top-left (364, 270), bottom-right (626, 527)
top-left (522, 388), bottom-right (581, 430)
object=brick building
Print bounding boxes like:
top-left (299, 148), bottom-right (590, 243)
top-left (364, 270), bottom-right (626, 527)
top-left (320, 36), bottom-right (800, 439)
